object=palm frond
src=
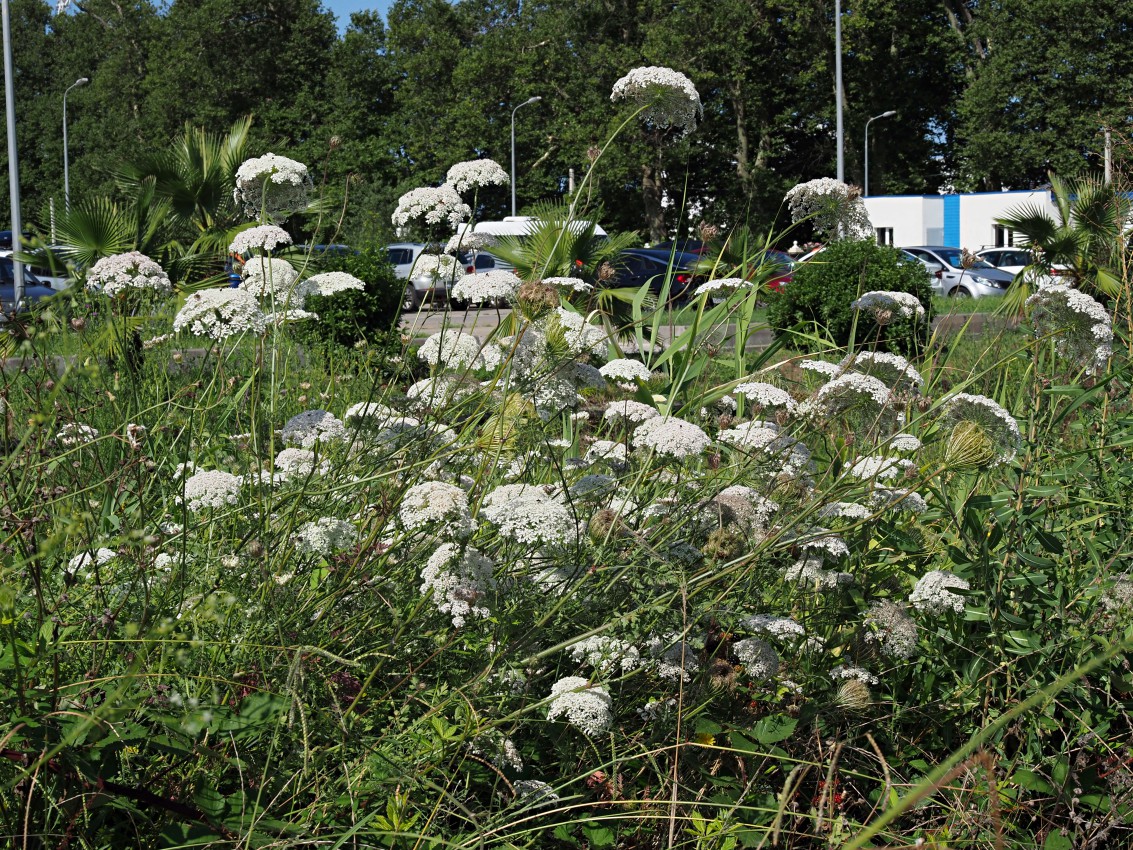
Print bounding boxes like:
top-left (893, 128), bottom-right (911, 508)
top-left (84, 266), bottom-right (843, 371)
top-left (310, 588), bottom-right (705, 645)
top-left (995, 203), bottom-right (1058, 247)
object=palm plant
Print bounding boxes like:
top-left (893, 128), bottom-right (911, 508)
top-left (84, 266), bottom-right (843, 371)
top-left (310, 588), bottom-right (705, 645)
top-left (996, 171), bottom-right (1131, 312)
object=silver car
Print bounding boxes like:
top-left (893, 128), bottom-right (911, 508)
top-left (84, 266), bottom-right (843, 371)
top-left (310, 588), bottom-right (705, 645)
top-left (901, 246), bottom-right (1015, 298)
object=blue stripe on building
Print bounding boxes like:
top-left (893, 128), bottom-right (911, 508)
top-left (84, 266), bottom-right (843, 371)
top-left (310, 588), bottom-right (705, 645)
top-left (942, 195), bottom-right (960, 247)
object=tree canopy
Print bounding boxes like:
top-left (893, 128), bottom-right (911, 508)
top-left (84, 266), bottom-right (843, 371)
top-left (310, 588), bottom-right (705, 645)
top-left (1, 0), bottom-right (1129, 247)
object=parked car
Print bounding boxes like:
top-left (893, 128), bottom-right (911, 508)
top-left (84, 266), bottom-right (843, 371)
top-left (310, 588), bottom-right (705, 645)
top-left (0, 248), bottom-right (73, 291)
top-left (612, 248), bottom-right (703, 301)
top-left (0, 258), bottom-right (56, 313)
top-left (975, 247), bottom-right (1067, 286)
top-left (460, 250), bottom-right (516, 277)
top-left (901, 246), bottom-right (1014, 298)
top-left (387, 243), bottom-right (428, 280)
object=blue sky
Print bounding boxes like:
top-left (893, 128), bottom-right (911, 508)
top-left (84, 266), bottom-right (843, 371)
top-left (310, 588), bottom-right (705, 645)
top-left (323, 0), bottom-right (393, 29)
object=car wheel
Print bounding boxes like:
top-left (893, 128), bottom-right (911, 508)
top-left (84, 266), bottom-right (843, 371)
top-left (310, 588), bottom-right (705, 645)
top-left (950, 287), bottom-right (973, 298)
top-left (403, 285), bottom-right (422, 311)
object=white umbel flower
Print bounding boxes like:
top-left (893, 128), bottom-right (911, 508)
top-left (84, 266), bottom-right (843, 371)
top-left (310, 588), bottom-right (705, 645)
top-left (281, 409), bottom-right (347, 448)
top-left (392, 184), bottom-right (471, 230)
top-left (445, 159), bottom-right (509, 193)
top-left (603, 399), bottom-right (659, 424)
top-left (734, 381), bottom-right (796, 411)
top-left (732, 638), bottom-right (780, 681)
top-left (599, 358), bottom-right (653, 384)
top-left (909, 570), bottom-right (970, 615)
top-left (233, 153), bottom-right (311, 220)
top-left (240, 258), bottom-right (300, 300)
top-left (412, 253), bottom-right (461, 281)
top-left (229, 225), bottom-right (293, 256)
top-left (814, 372), bottom-right (892, 416)
top-left (66, 547), bottom-right (118, 577)
top-left (611, 66), bottom-right (702, 136)
top-left (844, 351), bottom-right (923, 393)
top-left (546, 676), bottom-right (613, 736)
top-left (295, 272), bottom-right (365, 301)
top-left (863, 600), bottom-right (919, 658)
top-left (445, 231), bottom-right (497, 254)
top-left (784, 178), bottom-right (872, 240)
top-left (85, 251), bottom-right (171, 298)
top-left (569, 636), bottom-right (641, 674)
top-left (173, 288), bottom-right (267, 340)
top-left (179, 470), bottom-right (241, 512)
top-left (480, 485), bottom-right (577, 547)
top-left (941, 393), bottom-right (1021, 467)
top-left (1027, 283), bottom-right (1113, 373)
top-left (400, 481), bottom-right (473, 538)
top-left (420, 543), bottom-right (496, 627)
top-left (451, 270), bottom-right (521, 304)
top-left (632, 416), bottom-right (710, 459)
top-left (543, 276), bottom-right (593, 293)
top-left (552, 308), bottom-right (607, 355)
top-left (830, 665), bottom-right (879, 685)
top-left (693, 277), bottom-right (750, 298)
top-left (418, 330), bottom-right (486, 370)
top-left (57, 422), bottom-right (99, 446)
top-left (852, 290), bottom-right (926, 320)
top-left (295, 518), bottom-right (356, 557)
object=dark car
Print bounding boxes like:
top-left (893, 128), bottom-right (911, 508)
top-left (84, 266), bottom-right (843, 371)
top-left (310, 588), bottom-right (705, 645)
top-left (612, 248), bottom-right (704, 301)
top-left (0, 258), bottom-right (55, 313)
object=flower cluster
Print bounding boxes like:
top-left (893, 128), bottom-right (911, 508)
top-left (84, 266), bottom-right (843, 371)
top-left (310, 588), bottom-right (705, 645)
top-left (418, 331), bottom-right (487, 370)
top-left (611, 66), bottom-right (702, 137)
top-left (852, 290), bottom-right (926, 321)
top-left (445, 159), bottom-right (509, 193)
top-left (85, 252), bottom-right (171, 298)
top-left (732, 638), bottom-right (780, 681)
top-left (546, 677), bottom-right (613, 736)
top-left (419, 543), bottom-right (496, 627)
top-left (942, 393), bottom-right (1020, 468)
top-left (179, 470), bottom-right (241, 512)
top-left (400, 481), bottom-right (473, 538)
top-left (451, 270), bottom-right (521, 304)
top-left (281, 409), bottom-right (347, 448)
top-left (240, 258), bottom-right (300, 300)
top-left (599, 358), bottom-right (652, 385)
top-left (295, 272), bottom-right (366, 301)
top-left (295, 518), bottom-right (356, 557)
top-left (909, 570), bottom-right (970, 615)
top-left (173, 288), bottom-right (267, 340)
top-left (480, 485), bottom-right (577, 547)
top-left (1026, 284), bottom-right (1113, 373)
top-left (693, 278), bottom-right (750, 298)
top-left (413, 253), bottom-right (462, 282)
top-left (445, 231), bottom-right (497, 254)
top-left (569, 636), bottom-right (642, 674)
top-left (392, 185), bottom-right (471, 231)
top-left (229, 225), bottom-right (293, 256)
top-left (734, 381), bottom-right (796, 411)
top-left (233, 153), bottom-right (311, 220)
top-left (863, 600), bottom-right (919, 658)
top-left (631, 416), bottom-right (711, 460)
top-left (784, 178), bottom-right (872, 240)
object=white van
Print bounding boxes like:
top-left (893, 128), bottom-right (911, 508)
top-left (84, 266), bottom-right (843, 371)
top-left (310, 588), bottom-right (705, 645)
top-left (457, 215), bottom-right (608, 240)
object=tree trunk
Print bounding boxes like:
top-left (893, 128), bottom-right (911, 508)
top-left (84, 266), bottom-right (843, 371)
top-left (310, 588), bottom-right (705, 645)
top-left (642, 161), bottom-right (666, 243)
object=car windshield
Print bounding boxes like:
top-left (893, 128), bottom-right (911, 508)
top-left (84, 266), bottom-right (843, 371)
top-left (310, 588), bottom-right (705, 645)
top-left (934, 249), bottom-right (994, 270)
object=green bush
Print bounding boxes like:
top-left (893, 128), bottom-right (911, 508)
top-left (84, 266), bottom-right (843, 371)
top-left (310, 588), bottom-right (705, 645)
top-left (768, 239), bottom-right (934, 354)
top-left (291, 246), bottom-right (402, 352)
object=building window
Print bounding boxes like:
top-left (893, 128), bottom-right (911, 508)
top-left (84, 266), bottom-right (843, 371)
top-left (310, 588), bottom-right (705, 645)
top-left (993, 225), bottom-right (1015, 247)
top-left (875, 227), bottom-right (894, 246)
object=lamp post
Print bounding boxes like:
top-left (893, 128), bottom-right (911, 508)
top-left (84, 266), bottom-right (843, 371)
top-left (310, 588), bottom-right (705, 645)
top-left (863, 110), bottom-right (896, 197)
top-left (63, 76), bottom-right (88, 211)
top-left (2, 0), bottom-right (23, 310)
top-left (510, 96), bottom-right (542, 217)
top-left (835, 0), bottom-right (844, 183)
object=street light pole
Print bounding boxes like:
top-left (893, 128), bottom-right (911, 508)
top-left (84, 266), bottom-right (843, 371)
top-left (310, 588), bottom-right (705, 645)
top-left (864, 110), bottom-right (896, 197)
top-left (2, 0), bottom-right (23, 311)
top-left (510, 96), bottom-right (542, 217)
top-left (835, 0), bottom-right (844, 183)
top-left (63, 76), bottom-right (88, 211)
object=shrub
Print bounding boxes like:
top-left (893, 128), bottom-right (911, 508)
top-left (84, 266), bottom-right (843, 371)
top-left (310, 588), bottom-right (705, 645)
top-left (768, 239), bottom-right (934, 353)
top-left (291, 246), bottom-right (402, 351)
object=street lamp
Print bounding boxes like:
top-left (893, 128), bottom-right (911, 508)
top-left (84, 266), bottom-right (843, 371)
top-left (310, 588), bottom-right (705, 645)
top-left (63, 76), bottom-right (89, 211)
top-left (863, 110), bottom-right (897, 197)
top-left (2, 0), bottom-right (24, 310)
top-left (510, 96), bottom-right (542, 217)
top-left (835, 0), bottom-right (844, 183)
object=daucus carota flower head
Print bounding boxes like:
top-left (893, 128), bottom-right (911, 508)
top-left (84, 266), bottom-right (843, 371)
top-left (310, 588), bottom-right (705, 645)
top-left (420, 543), bottom-right (496, 627)
top-left (863, 600), bottom-right (919, 658)
top-left (229, 225), bottom-right (293, 256)
top-left (543, 276), bottom-right (593, 293)
top-left (233, 153), bottom-right (311, 220)
top-left (734, 381), bottom-right (796, 411)
top-left (480, 485), bottom-right (577, 547)
top-left (732, 638), bottom-right (779, 681)
top-left (741, 614), bottom-right (805, 641)
top-left (550, 307), bottom-right (607, 355)
top-left (240, 257), bottom-right (300, 299)
top-left (611, 66), bottom-right (702, 137)
top-left (599, 358), bottom-right (653, 384)
top-left (603, 399), bottom-right (659, 425)
top-left (546, 677), bottom-right (613, 736)
top-left (852, 290), bottom-right (926, 322)
top-left (273, 447), bottom-right (327, 479)
top-left (569, 636), bottom-right (641, 674)
top-left (295, 272), bottom-right (365, 301)
top-left (647, 634), bottom-right (700, 681)
top-left (846, 455), bottom-right (914, 481)
top-left (400, 481), bottom-right (473, 538)
top-left (57, 422), bottom-right (98, 446)
top-left (85, 251), bottom-right (171, 298)
top-left (179, 469), bottom-right (241, 512)
top-left (1026, 283), bottom-right (1113, 373)
top-left (445, 230), bottom-right (497, 254)
top-left (418, 330), bottom-right (486, 370)
top-left (843, 351), bottom-right (923, 393)
top-left (295, 517), bottom-right (356, 557)
top-left (412, 252), bottom-right (461, 282)
top-left (173, 288), bottom-right (267, 340)
top-left (392, 184), bottom-right (471, 230)
top-left (451, 270), bottom-right (521, 304)
top-left (281, 409), bottom-right (347, 448)
top-left (631, 416), bottom-right (711, 459)
top-left (784, 178), bottom-right (872, 240)
top-left (66, 547), bottom-right (118, 577)
top-left (693, 277), bottom-right (751, 298)
top-left (941, 393), bottom-right (1020, 468)
top-left (814, 372), bottom-right (892, 417)
top-left (445, 158), bottom-right (509, 193)
top-left (909, 570), bottom-right (970, 614)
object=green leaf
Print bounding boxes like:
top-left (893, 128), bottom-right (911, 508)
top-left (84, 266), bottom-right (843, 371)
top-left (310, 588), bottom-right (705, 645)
top-left (1043, 831), bottom-right (1073, 850)
top-left (751, 715), bottom-right (797, 745)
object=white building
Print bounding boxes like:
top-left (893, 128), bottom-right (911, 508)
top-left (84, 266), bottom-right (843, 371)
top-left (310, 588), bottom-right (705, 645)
top-left (862, 190), bottom-right (1058, 250)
